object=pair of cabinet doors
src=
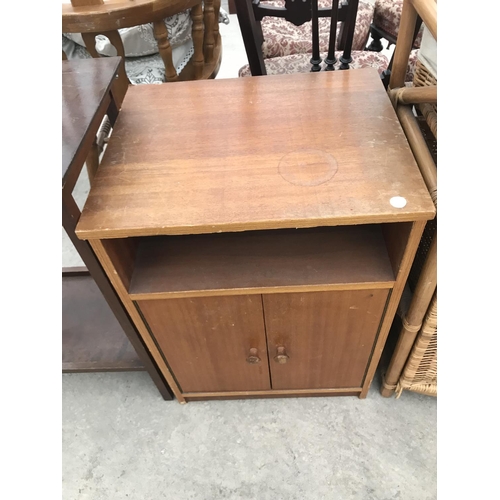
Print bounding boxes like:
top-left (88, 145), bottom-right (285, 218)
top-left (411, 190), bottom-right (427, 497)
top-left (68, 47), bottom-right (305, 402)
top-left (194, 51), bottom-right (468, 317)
top-left (137, 289), bottom-right (389, 394)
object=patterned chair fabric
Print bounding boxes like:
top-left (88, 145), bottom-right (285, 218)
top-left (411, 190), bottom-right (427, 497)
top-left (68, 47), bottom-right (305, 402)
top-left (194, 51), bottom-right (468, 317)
top-left (239, 50), bottom-right (389, 77)
top-left (239, 49), bottom-right (418, 82)
top-left (260, 0), bottom-right (375, 60)
top-left (373, 0), bottom-right (423, 48)
top-left (406, 48), bottom-right (419, 82)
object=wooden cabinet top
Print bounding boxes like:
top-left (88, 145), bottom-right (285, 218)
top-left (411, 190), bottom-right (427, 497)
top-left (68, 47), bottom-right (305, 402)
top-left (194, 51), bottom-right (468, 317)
top-left (76, 69), bottom-right (435, 239)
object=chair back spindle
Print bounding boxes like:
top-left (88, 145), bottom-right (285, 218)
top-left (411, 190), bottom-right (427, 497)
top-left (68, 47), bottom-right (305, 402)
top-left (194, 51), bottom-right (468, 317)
top-left (152, 20), bottom-right (179, 82)
top-left (204, 0), bottom-right (216, 62)
top-left (63, 0), bottom-right (222, 83)
top-left (310, 0), bottom-right (322, 72)
top-left (339, 0), bottom-right (359, 69)
top-left (191, 4), bottom-right (205, 80)
top-left (234, 0), bottom-right (360, 76)
top-left (325, 0), bottom-right (340, 70)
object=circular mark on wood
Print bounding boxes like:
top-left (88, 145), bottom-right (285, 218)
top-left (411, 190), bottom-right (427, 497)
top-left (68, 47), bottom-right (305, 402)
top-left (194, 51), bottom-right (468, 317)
top-left (278, 149), bottom-right (338, 186)
top-left (390, 196), bottom-right (407, 208)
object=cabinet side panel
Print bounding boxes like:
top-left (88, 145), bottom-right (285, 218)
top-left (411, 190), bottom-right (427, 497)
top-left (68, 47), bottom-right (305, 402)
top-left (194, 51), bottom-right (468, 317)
top-left (361, 220), bottom-right (427, 397)
top-left (382, 222), bottom-right (413, 276)
top-left (90, 238), bottom-right (185, 403)
top-left (99, 238), bottom-right (138, 291)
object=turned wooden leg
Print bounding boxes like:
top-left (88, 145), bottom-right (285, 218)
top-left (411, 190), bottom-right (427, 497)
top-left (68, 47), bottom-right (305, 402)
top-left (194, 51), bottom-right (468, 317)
top-left (214, 0), bottom-right (221, 42)
top-left (366, 25), bottom-right (385, 51)
top-left (203, 0), bottom-right (216, 63)
top-left (191, 4), bottom-right (205, 80)
top-left (153, 20), bottom-right (178, 82)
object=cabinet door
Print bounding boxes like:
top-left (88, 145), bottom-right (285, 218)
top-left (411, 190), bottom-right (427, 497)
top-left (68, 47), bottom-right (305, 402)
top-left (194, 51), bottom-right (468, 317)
top-left (263, 290), bottom-right (389, 390)
top-left (137, 295), bottom-right (271, 393)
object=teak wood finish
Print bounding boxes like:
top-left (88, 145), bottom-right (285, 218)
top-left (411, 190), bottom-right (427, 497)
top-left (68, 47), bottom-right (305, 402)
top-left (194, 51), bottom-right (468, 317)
top-left (76, 69), bottom-right (435, 403)
top-left (128, 226), bottom-right (396, 299)
top-left (76, 71), bottom-right (434, 239)
top-left (263, 290), bottom-right (390, 389)
top-left (62, 0), bottom-right (222, 83)
top-left (62, 57), bottom-right (173, 399)
top-left (138, 295), bottom-right (271, 393)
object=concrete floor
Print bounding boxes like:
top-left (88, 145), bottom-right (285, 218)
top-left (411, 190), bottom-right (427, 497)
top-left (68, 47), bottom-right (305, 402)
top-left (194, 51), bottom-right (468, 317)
top-left (63, 372), bottom-right (436, 500)
top-left (63, 6), bottom-right (436, 499)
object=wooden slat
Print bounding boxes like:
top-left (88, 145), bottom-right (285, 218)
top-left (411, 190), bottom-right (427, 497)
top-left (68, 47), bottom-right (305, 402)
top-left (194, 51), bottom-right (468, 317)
top-left (183, 388), bottom-right (362, 399)
top-left (128, 226), bottom-right (395, 299)
top-left (76, 70), bottom-right (435, 240)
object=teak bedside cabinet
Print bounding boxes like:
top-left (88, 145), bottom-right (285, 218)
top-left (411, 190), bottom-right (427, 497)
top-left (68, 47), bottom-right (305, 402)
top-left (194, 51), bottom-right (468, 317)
top-left (76, 69), bottom-right (435, 404)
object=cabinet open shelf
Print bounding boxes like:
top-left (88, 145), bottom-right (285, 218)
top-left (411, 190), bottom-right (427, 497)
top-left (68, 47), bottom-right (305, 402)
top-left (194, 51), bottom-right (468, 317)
top-left (128, 225), bottom-right (395, 300)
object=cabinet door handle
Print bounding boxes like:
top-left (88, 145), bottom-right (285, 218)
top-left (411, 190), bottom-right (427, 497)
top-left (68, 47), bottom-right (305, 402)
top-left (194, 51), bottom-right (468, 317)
top-left (246, 347), bottom-right (261, 364)
top-left (274, 346), bottom-right (289, 364)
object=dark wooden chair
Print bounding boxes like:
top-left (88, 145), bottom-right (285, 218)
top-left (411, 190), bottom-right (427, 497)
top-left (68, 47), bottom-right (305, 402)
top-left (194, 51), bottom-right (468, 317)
top-left (367, 0), bottom-right (423, 52)
top-left (234, 0), bottom-right (389, 77)
top-left (365, 0), bottom-right (423, 88)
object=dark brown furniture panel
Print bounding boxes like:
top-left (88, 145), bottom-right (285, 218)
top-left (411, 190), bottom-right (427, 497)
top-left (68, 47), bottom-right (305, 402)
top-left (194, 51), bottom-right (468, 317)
top-left (263, 290), bottom-right (390, 390)
top-left (137, 295), bottom-right (271, 393)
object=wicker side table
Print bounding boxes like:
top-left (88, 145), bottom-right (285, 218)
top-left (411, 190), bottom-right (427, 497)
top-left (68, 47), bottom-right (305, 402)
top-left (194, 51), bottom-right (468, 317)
top-left (380, 0), bottom-right (438, 398)
top-left (395, 55), bottom-right (437, 397)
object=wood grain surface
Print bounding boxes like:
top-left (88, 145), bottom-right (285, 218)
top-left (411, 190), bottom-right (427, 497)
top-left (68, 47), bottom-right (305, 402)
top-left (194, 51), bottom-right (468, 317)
top-left (63, 0), bottom-right (201, 33)
top-left (76, 69), bottom-right (435, 239)
top-left (263, 290), bottom-right (389, 389)
top-left (137, 295), bottom-right (271, 393)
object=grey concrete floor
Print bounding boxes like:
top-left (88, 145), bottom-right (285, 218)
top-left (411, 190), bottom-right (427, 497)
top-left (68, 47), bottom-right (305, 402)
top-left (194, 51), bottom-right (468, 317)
top-left (62, 371), bottom-right (436, 500)
top-left (63, 8), bottom-right (435, 498)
